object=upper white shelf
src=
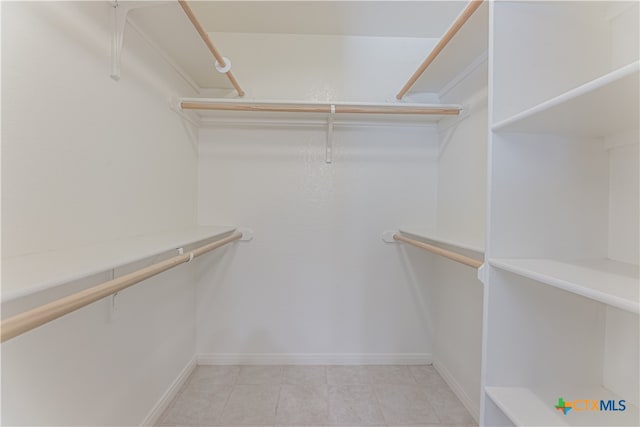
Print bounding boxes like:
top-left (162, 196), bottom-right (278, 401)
top-left (492, 61), bottom-right (640, 137)
top-left (128, 2), bottom-right (233, 90)
top-left (181, 98), bottom-right (462, 126)
top-left (1, 226), bottom-right (236, 302)
top-left (398, 228), bottom-right (484, 254)
top-left (490, 258), bottom-right (639, 314)
top-left (486, 385), bottom-right (639, 426)
top-left (406, 1), bottom-right (488, 95)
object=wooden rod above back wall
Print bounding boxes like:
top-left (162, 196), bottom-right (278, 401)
top-left (180, 101), bottom-right (461, 116)
top-left (396, 0), bottom-right (485, 100)
top-left (177, 0), bottom-right (245, 97)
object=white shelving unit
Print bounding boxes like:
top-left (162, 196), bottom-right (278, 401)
top-left (1, 226), bottom-right (236, 302)
top-left (490, 258), bottom-right (639, 314)
top-left (483, 1), bottom-right (639, 426)
top-left (388, 5), bottom-right (490, 420)
top-left (492, 61), bottom-right (639, 136)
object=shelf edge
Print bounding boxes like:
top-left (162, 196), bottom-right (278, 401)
top-left (489, 258), bottom-right (640, 314)
top-left (491, 61), bottom-right (640, 133)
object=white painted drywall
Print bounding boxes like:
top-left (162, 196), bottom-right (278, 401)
top-left (607, 137), bottom-right (639, 265)
top-left (1, 1), bottom-right (197, 258)
top-left (430, 61), bottom-right (488, 420)
top-left (431, 255), bottom-right (483, 420)
top-left (610, 2), bottom-right (640, 70)
top-left (1, 2), bottom-right (199, 425)
top-left (488, 134), bottom-right (609, 259)
top-left (437, 61), bottom-right (488, 250)
top-left (603, 306), bottom-right (639, 407)
top-left (492, 1), bottom-right (611, 123)
top-left (197, 124), bottom-right (438, 360)
top-left (203, 32), bottom-right (438, 102)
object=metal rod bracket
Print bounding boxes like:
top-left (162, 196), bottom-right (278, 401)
top-left (237, 228), bottom-right (254, 241)
top-left (111, 1), bottom-right (169, 81)
top-left (382, 231), bottom-right (398, 243)
top-left (326, 104), bottom-right (335, 164)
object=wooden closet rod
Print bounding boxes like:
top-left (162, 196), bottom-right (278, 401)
top-left (178, 0), bottom-right (245, 97)
top-left (393, 233), bottom-right (483, 269)
top-left (180, 101), bottom-right (460, 116)
top-left (0, 232), bottom-right (243, 343)
top-left (396, 0), bottom-right (484, 100)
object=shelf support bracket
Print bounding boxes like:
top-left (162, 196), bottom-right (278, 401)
top-left (110, 1), bottom-right (170, 81)
top-left (326, 104), bottom-right (335, 164)
top-left (477, 262), bottom-right (488, 285)
top-left (169, 97), bottom-right (200, 152)
top-left (108, 269), bottom-right (118, 323)
top-left (111, 1), bottom-right (131, 81)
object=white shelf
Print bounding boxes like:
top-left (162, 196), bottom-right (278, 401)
top-left (490, 258), bottom-right (639, 314)
top-left (492, 61), bottom-right (640, 137)
top-left (183, 98), bottom-right (463, 127)
top-left (486, 385), bottom-right (639, 426)
top-left (1, 226), bottom-right (237, 302)
top-left (398, 228), bottom-right (484, 254)
top-left (407, 1), bottom-right (489, 95)
top-left (128, 2), bottom-right (233, 90)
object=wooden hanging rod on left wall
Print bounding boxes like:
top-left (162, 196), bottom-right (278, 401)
top-left (178, 0), bottom-right (245, 97)
top-left (180, 100), bottom-right (461, 116)
top-left (0, 232), bottom-right (243, 343)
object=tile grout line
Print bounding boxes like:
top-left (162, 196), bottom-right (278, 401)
top-left (215, 366), bottom-right (239, 425)
top-left (411, 365), bottom-right (444, 425)
top-left (367, 366), bottom-right (391, 427)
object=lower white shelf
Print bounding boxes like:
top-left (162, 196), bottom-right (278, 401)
top-left (489, 258), bottom-right (639, 314)
top-left (1, 225), bottom-right (237, 302)
top-left (485, 385), bottom-right (639, 427)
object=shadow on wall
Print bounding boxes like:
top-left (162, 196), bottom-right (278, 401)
top-left (397, 244), bottom-right (436, 345)
top-left (191, 241), bottom-right (287, 356)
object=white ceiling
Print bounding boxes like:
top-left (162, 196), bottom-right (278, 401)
top-left (189, 1), bottom-right (468, 38)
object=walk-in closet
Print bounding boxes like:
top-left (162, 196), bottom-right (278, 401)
top-left (1, 1), bottom-right (638, 426)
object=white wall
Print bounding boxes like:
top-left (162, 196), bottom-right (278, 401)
top-left (2, 2), bottom-right (199, 424)
top-left (431, 62), bottom-right (488, 420)
top-left (431, 254), bottom-right (483, 420)
top-left (607, 135), bottom-right (639, 264)
top-left (437, 62), bottom-right (488, 249)
top-left (2, 1), bottom-right (197, 257)
top-left (197, 124), bottom-right (438, 361)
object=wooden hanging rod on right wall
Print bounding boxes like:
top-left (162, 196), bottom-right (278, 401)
top-left (396, 0), bottom-right (485, 100)
top-left (393, 233), bottom-right (483, 269)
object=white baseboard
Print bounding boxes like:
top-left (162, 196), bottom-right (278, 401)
top-left (140, 357), bottom-right (197, 426)
top-left (433, 357), bottom-right (480, 423)
top-left (197, 353), bottom-right (432, 366)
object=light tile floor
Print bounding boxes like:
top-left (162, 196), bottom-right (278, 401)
top-left (157, 365), bottom-right (477, 427)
